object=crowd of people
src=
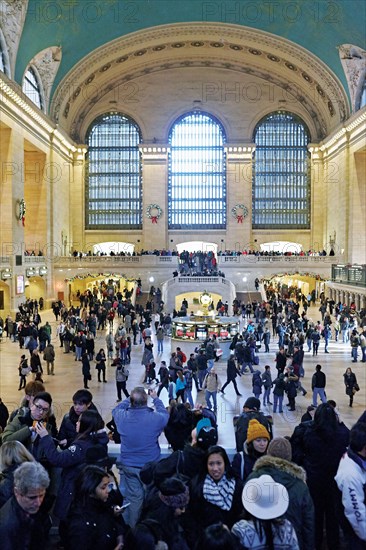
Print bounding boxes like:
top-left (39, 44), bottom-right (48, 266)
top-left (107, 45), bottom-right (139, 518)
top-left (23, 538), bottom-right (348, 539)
top-left (0, 288), bottom-right (365, 549)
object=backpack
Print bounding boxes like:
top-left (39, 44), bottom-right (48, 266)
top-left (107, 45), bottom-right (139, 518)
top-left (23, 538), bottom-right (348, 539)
top-left (234, 412), bottom-right (273, 452)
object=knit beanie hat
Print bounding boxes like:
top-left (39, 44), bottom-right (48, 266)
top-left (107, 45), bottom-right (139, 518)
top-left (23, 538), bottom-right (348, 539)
top-left (158, 477), bottom-right (190, 509)
top-left (267, 437), bottom-right (292, 462)
top-left (244, 397), bottom-right (261, 411)
top-left (246, 419), bottom-right (270, 444)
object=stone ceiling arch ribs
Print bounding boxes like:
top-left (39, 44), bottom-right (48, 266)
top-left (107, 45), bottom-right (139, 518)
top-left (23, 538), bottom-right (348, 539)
top-left (51, 23), bottom-right (350, 140)
top-left (70, 58), bottom-right (326, 143)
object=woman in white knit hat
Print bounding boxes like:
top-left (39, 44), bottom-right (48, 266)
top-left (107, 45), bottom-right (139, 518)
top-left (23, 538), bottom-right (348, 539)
top-left (232, 474), bottom-right (299, 549)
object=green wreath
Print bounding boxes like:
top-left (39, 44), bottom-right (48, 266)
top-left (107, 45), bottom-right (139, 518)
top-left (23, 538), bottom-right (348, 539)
top-left (146, 203), bottom-right (163, 223)
top-left (231, 204), bottom-right (248, 223)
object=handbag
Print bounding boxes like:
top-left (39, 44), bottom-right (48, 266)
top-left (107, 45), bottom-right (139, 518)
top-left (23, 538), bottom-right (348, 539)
top-left (253, 355), bottom-right (260, 365)
top-left (354, 383), bottom-right (360, 392)
top-left (88, 373), bottom-right (92, 380)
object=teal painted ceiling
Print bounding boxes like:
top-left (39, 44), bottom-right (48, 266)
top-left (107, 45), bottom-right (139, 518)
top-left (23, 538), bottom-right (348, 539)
top-left (16, 0), bottom-right (366, 99)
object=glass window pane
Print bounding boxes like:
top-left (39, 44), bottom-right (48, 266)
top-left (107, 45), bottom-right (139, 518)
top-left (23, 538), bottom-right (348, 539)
top-left (168, 112), bottom-right (226, 229)
top-left (252, 111), bottom-right (310, 229)
top-left (22, 67), bottom-right (43, 110)
top-left (85, 113), bottom-right (142, 229)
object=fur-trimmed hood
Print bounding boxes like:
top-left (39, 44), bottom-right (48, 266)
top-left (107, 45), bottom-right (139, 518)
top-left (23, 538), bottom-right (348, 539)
top-left (253, 454), bottom-right (307, 483)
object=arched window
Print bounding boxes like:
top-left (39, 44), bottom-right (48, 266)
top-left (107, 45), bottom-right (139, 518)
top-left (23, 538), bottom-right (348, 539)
top-left (85, 113), bottom-right (142, 229)
top-left (168, 112), bottom-right (226, 229)
top-left (253, 111), bottom-right (310, 228)
top-left (22, 66), bottom-right (44, 110)
top-left (0, 29), bottom-right (10, 77)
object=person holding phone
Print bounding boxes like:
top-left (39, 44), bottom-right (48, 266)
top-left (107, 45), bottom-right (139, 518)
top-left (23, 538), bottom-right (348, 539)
top-left (65, 465), bottom-right (126, 550)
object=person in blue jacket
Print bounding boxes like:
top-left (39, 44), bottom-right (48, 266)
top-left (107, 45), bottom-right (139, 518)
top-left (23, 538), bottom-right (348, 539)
top-left (112, 386), bottom-right (169, 528)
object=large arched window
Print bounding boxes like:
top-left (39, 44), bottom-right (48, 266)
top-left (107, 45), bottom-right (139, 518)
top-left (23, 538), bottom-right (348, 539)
top-left (85, 113), bottom-right (142, 229)
top-left (168, 112), bottom-right (226, 229)
top-left (22, 66), bottom-right (44, 110)
top-left (252, 111), bottom-right (310, 228)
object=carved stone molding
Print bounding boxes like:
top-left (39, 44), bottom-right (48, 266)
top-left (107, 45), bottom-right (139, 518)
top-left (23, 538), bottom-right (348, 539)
top-left (0, 0), bottom-right (28, 77)
top-left (338, 44), bottom-right (366, 112)
top-left (31, 46), bottom-right (62, 113)
top-left (51, 23), bottom-right (349, 139)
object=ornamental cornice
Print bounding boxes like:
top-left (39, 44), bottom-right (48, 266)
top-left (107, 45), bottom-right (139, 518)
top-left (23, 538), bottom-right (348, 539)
top-left (51, 23), bottom-right (348, 133)
top-left (67, 56), bottom-right (328, 142)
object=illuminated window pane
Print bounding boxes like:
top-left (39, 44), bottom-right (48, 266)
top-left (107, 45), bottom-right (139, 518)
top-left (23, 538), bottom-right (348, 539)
top-left (23, 67), bottom-right (43, 110)
top-left (252, 111), bottom-right (310, 229)
top-left (168, 112), bottom-right (226, 229)
top-left (85, 113), bottom-right (142, 229)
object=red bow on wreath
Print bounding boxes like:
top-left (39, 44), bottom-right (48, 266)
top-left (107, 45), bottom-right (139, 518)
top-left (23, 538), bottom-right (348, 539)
top-left (22, 216), bottom-right (25, 227)
top-left (237, 215), bottom-right (243, 223)
top-left (151, 216), bottom-right (158, 224)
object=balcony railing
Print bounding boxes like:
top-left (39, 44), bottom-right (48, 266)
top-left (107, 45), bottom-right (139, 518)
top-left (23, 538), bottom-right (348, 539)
top-left (52, 254), bottom-right (343, 269)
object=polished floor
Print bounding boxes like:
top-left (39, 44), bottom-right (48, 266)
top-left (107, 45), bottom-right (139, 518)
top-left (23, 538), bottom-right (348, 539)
top-left (0, 304), bottom-right (365, 449)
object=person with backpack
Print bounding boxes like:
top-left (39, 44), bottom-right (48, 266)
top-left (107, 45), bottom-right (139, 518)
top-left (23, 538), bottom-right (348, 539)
top-left (202, 368), bottom-right (221, 414)
top-left (252, 370), bottom-right (263, 400)
top-left (18, 355), bottom-right (30, 391)
top-left (232, 419), bottom-right (270, 481)
top-left (113, 358), bottom-right (130, 402)
top-left (261, 365), bottom-right (272, 406)
top-left (234, 397), bottom-right (273, 452)
top-left (350, 329), bottom-right (360, 362)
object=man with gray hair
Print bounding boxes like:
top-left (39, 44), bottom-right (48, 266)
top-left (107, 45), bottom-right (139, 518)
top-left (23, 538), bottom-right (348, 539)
top-left (0, 461), bottom-right (50, 549)
top-left (112, 386), bottom-right (169, 527)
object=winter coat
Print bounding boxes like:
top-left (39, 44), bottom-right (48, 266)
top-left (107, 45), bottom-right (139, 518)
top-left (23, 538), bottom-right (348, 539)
top-left (1, 407), bottom-right (56, 461)
top-left (252, 371), bottom-right (263, 394)
top-left (247, 455), bottom-right (315, 550)
top-left (58, 403), bottom-right (98, 447)
top-left (335, 448), bottom-right (366, 542)
top-left (112, 397), bottom-right (169, 468)
top-left (262, 369), bottom-right (272, 389)
top-left (38, 431), bottom-right (109, 520)
top-left (188, 473), bottom-right (243, 532)
top-left (273, 374), bottom-right (287, 396)
top-left (43, 345), bottom-right (55, 362)
top-left (0, 496), bottom-right (49, 550)
top-left (0, 465), bottom-right (17, 508)
top-left (65, 496), bottom-right (125, 550)
top-left (226, 357), bottom-right (240, 380)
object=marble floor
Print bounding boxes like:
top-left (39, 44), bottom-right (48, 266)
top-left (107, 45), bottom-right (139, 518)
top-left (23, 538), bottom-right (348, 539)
top-left (0, 305), bottom-right (365, 450)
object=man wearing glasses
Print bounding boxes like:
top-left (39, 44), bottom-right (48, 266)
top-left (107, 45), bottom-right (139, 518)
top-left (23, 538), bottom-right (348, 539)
top-left (2, 392), bottom-right (55, 460)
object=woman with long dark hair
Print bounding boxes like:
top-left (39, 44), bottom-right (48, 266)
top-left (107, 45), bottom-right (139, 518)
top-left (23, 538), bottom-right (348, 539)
top-left (290, 403), bottom-right (350, 550)
top-left (343, 367), bottom-right (359, 407)
top-left (188, 445), bottom-right (243, 534)
top-left (36, 409), bottom-right (109, 543)
top-left (65, 465), bottom-right (125, 550)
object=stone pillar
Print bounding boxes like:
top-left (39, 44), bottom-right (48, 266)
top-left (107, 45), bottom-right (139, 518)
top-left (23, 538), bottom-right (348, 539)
top-left (309, 146), bottom-right (325, 251)
top-left (70, 148), bottom-right (86, 252)
top-left (225, 145), bottom-right (254, 251)
top-left (140, 146), bottom-right (169, 251)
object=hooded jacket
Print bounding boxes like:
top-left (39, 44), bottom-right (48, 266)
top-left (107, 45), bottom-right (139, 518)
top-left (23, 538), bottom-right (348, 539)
top-left (335, 449), bottom-right (366, 542)
top-left (246, 455), bottom-right (315, 550)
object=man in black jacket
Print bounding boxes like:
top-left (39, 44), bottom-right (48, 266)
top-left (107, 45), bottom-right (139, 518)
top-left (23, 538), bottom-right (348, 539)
top-left (311, 364), bottom-right (327, 407)
top-left (0, 462), bottom-right (50, 550)
top-left (58, 389), bottom-right (96, 447)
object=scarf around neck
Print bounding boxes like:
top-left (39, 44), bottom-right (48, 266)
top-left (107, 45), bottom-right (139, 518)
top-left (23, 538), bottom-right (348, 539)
top-left (203, 473), bottom-right (235, 511)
